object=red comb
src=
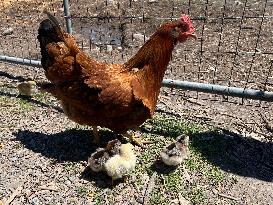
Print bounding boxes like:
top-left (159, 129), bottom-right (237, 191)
top-left (180, 14), bottom-right (195, 33)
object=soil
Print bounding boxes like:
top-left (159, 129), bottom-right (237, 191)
top-left (1, 0), bottom-right (273, 204)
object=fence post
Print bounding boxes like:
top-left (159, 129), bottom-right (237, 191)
top-left (63, 0), bottom-right (72, 34)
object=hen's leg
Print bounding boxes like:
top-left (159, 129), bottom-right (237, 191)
top-left (92, 126), bottom-right (100, 145)
top-left (122, 128), bottom-right (152, 148)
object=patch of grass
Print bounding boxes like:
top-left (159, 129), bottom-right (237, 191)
top-left (143, 113), bottom-right (201, 138)
top-left (186, 185), bottom-right (207, 204)
top-left (188, 130), bottom-right (225, 185)
top-left (149, 189), bottom-right (167, 204)
top-left (75, 186), bottom-right (89, 195)
top-left (161, 170), bottom-right (183, 192)
top-left (204, 166), bottom-right (225, 185)
top-left (13, 142), bottom-right (23, 149)
top-left (33, 92), bottom-right (48, 102)
top-left (18, 98), bottom-right (33, 110)
top-left (1, 96), bottom-right (12, 106)
top-left (184, 151), bottom-right (224, 185)
top-left (63, 162), bottom-right (78, 173)
top-left (135, 114), bottom-right (228, 204)
top-left (134, 136), bottom-right (168, 179)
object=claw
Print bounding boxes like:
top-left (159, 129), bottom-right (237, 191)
top-left (122, 131), bottom-right (152, 148)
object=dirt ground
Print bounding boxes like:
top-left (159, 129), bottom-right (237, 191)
top-left (1, 0), bottom-right (273, 204)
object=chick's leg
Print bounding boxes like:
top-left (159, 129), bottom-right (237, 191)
top-left (92, 126), bottom-right (100, 145)
top-left (122, 128), bottom-right (152, 148)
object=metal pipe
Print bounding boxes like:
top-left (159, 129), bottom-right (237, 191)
top-left (1, 55), bottom-right (273, 102)
top-left (0, 55), bottom-right (41, 67)
top-left (63, 0), bottom-right (72, 34)
top-left (162, 79), bottom-right (273, 102)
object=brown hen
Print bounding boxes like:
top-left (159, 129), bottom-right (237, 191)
top-left (37, 12), bottom-right (196, 147)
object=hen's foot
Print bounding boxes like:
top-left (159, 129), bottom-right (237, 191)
top-left (122, 131), bottom-right (152, 148)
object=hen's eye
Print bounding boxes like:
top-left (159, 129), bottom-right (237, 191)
top-left (177, 23), bottom-right (188, 31)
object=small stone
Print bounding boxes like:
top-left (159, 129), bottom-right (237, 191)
top-left (106, 45), bottom-right (113, 53)
top-left (2, 27), bottom-right (13, 36)
top-left (24, 189), bottom-right (32, 197)
top-left (108, 0), bottom-right (117, 3)
top-left (133, 33), bottom-right (146, 42)
top-left (136, 197), bottom-right (144, 204)
top-left (31, 197), bottom-right (40, 205)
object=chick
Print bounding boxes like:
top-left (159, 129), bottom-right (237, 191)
top-left (88, 148), bottom-right (109, 173)
top-left (88, 139), bottom-right (121, 173)
top-left (104, 143), bottom-right (136, 180)
top-left (17, 81), bottom-right (37, 96)
top-left (160, 134), bottom-right (189, 166)
top-left (105, 139), bottom-right (122, 156)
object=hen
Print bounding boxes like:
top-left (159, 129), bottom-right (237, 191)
top-left (37, 12), bottom-right (196, 147)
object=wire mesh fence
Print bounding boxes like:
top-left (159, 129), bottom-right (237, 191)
top-left (1, 0), bottom-right (273, 104)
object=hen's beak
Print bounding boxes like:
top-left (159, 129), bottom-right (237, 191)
top-left (188, 33), bottom-right (197, 40)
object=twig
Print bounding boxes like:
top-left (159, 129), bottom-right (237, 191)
top-left (182, 166), bottom-right (193, 184)
top-left (157, 99), bottom-right (168, 106)
top-left (38, 185), bottom-right (59, 192)
top-left (159, 95), bottom-right (171, 100)
top-left (5, 185), bottom-right (23, 205)
top-left (143, 172), bottom-right (157, 205)
top-left (195, 114), bottom-right (214, 121)
top-left (178, 193), bottom-right (191, 205)
top-left (184, 97), bottom-right (206, 106)
top-left (259, 111), bottom-right (273, 132)
top-left (219, 112), bottom-right (244, 122)
top-left (234, 122), bottom-right (272, 138)
top-left (218, 193), bottom-right (239, 201)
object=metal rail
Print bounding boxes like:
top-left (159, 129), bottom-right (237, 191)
top-left (63, 0), bottom-right (72, 34)
top-left (0, 55), bottom-right (41, 67)
top-left (162, 79), bottom-right (273, 102)
top-left (1, 55), bottom-right (273, 102)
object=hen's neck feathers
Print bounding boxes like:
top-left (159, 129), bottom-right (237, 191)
top-left (124, 33), bottom-right (175, 77)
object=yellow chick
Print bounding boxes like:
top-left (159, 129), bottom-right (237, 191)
top-left (160, 134), bottom-right (189, 166)
top-left (104, 143), bottom-right (136, 180)
top-left (88, 139), bottom-right (121, 173)
top-left (17, 81), bottom-right (37, 96)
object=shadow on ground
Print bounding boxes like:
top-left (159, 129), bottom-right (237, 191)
top-left (13, 128), bottom-right (118, 162)
top-left (143, 115), bottom-right (273, 182)
top-left (0, 70), bottom-right (33, 82)
top-left (189, 129), bottom-right (273, 182)
top-left (13, 128), bottom-right (126, 188)
top-left (12, 116), bottom-right (273, 182)
top-left (80, 166), bottom-right (124, 188)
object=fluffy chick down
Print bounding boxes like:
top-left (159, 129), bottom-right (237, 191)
top-left (104, 143), bottom-right (136, 180)
top-left (88, 139), bottom-right (121, 173)
top-left (160, 134), bottom-right (189, 166)
top-left (17, 81), bottom-right (37, 96)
